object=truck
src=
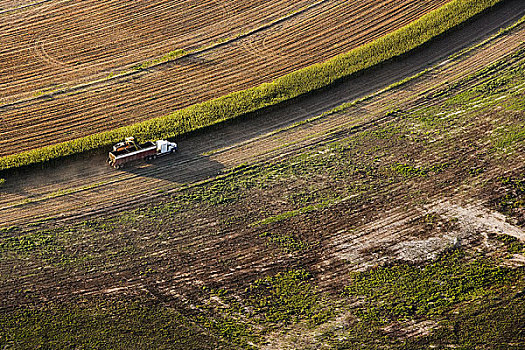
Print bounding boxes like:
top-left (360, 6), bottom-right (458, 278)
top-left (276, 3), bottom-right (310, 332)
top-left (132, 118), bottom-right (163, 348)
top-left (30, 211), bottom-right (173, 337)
top-left (108, 137), bottom-right (177, 169)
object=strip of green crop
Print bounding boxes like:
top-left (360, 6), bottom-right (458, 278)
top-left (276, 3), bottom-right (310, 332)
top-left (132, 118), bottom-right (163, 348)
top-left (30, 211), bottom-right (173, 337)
top-left (0, 0), bottom-right (503, 171)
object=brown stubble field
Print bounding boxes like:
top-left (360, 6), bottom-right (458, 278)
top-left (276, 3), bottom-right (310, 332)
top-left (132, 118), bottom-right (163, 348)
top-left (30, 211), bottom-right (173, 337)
top-left (1, 0), bottom-right (317, 99)
top-left (0, 0), bottom-right (450, 157)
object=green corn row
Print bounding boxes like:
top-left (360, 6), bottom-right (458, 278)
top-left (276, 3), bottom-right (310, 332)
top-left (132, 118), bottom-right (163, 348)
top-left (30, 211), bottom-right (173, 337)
top-left (0, 0), bottom-right (502, 171)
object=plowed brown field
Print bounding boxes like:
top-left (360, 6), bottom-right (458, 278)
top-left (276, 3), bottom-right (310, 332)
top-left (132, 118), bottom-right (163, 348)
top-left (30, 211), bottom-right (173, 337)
top-left (1, 0), bottom-right (524, 229)
top-left (0, 0), bottom-right (450, 157)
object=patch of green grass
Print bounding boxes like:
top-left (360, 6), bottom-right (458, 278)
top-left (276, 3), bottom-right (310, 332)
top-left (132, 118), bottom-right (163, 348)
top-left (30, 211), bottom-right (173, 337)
top-left (343, 249), bottom-right (518, 322)
top-left (246, 270), bottom-right (333, 326)
top-left (260, 231), bottom-right (312, 253)
top-left (370, 123), bottom-right (404, 139)
top-left (333, 286), bottom-right (525, 350)
top-left (287, 189), bottom-right (320, 206)
top-left (406, 289), bottom-right (525, 350)
top-left (0, 300), bottom-right (227, 350)
top-left (253, 201), bottom-right (332, 226)
top-left (497, 176), bottom-right (524, 216)
top-left (391, 163), bottom-right (429, 177)
top-left (492, 124), bottom-right (525, 151)
top-left (473, 76), bottom-right (512, 95)
top-left (443, 89), bottom-right (480, 107)
top-left (391, 162), bottom-right (449, 178)
top-left (195, 287), bottom-right (259, 348)
top-left (326, 321), bottom-right (388, 350)
top-left (196, 314), bottom-right (257, 349)
top-left (505, 91), bottom-right (525, 111)
top-left (496, 234), bottom-right (524, 254)
top-left (330, 249), bottom-right (524, 349)
top-left (0, 231), bottom-right (55, 254)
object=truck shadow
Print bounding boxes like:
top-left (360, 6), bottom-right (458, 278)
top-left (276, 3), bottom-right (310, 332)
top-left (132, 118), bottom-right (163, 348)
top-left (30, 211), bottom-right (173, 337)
top-left (118, 148), bottom-right (226, 185)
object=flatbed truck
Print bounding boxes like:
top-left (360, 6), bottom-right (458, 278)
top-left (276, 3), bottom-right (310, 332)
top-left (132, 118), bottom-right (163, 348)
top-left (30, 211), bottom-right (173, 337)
top-left (108, 137), bottom-right (177, 168)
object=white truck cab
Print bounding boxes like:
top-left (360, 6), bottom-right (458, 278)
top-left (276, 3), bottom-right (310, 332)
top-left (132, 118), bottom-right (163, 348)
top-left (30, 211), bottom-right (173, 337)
top-left (155, 140), bottom-right (178, 154)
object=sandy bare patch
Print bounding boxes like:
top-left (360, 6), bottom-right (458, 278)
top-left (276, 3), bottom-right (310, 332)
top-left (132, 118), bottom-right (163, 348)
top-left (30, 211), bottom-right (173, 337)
top-left (429, 200), bottom-right (525, 242)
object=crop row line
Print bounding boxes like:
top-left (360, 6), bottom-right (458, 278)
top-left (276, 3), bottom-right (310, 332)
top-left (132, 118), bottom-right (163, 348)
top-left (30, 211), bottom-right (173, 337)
top-left (0, 0), bottom-right (53, 15)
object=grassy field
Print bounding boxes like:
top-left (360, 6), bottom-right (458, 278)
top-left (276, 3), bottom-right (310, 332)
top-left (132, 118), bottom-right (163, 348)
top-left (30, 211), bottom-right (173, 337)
top-left (0, 0), bottom-right (502, 172)
top-left (1, 34), bottom-right (524, 348)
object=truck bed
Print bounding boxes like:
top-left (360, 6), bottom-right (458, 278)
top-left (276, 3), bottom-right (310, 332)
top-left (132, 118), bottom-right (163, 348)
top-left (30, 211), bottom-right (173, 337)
top-left (110, 141), bottom-right (155, 158)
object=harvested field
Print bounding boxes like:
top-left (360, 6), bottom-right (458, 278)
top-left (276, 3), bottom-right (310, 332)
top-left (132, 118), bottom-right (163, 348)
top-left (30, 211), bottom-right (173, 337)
top-left (1, 0), bottom-right (317, 100)
top-left (1, 1), bottom-right (525, 349)
top-left (1, 13), bottom-right (524, 346)
top-left (0, 1), bottom-right (43, 12)
top-left (0, 0), bottom-right (524, 229)
top-left (0, 0), bottom-right (454, 157)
